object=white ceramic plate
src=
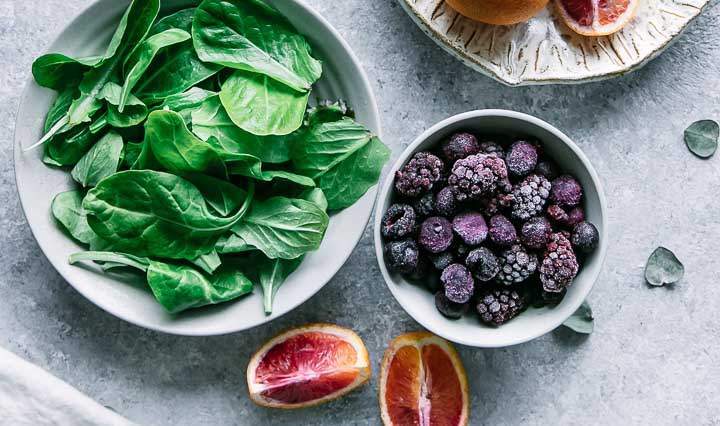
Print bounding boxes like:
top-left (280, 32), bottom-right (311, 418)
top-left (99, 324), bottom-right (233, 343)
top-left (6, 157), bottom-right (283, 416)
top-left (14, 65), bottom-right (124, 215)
top-left (398, 0), bottom-right (709, 86)
top-left (14, 0), bottom-right (381, 336)
top-left (374, 110), bottom-right (608, 348)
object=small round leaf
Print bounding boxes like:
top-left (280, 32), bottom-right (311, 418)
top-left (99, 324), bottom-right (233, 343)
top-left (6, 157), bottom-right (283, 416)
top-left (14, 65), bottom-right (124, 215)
top-left (684, 120), bottom-right (718, 159)
top-left (562, 301), bottom-right (594, 334)
top-left (645, 247), bottom-right (684, 286)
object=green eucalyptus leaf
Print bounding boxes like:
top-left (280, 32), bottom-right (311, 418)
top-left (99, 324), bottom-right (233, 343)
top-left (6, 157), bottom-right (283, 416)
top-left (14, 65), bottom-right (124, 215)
top-left (645, 247), bottom-right (685, 286)
top-left (562, 301), bottom-right (594, 334)
top-left (684, 120), bottom-right (718, 159)
top-left (71, 131), bottom-right (124, 187)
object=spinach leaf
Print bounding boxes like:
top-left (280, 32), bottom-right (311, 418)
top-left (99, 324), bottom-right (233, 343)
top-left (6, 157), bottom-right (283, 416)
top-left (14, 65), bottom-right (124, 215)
top-left (123, 141), bottom-right (143, 168)
top-left (219, 70), bottom-right (309, 136)
top-left (98, 82), bottom-right (148, 128)
top-left (298, 188), bottom-right (328, 212)
top-left (183, 173), bottom-right (247, 216)
top-left (192, 0), bottom-right (322, 92)
top-left (229, 197), bottom-right (328, 259)
top-left (135, 8), bottom-right (221, 104)
top-left (215, 233), bottom-right (253, 254)
top-left (190, 249), bottom-right (222, 275)
top-left (255, 256), bottom-right (303, 314)
top-left (71, 131), bottom-right (124, 187)
top-left (156, 87), bottom-right (216, 114)
top-left (44, 87), bottom-right (78, 133)
top-left (51, 191), bottom-right (109, 250)
top-left (119, 28), bottom-right (191, 112)
top-left (225, 154), bottom-right (315, 187)
top-left (305, 100), bottom-right (351, 126)
top-left (32, 54), bottom-right (102, 90)
top-left (45, 123), bottom-right (102, 166)
top-left (316, 136), bottom-right (390, 211)
top-left (82, 170), bottom-right (254, 260)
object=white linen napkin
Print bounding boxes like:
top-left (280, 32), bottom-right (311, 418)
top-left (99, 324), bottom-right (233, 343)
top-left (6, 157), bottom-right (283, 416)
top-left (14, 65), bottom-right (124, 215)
top-left (0, 347), bottom-right (135, 426)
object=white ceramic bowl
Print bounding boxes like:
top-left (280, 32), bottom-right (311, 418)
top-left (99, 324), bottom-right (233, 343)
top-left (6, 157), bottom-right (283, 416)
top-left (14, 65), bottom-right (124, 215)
top-left (14, 0), bottom-right (381, 336)
top-left (374, 110), bottom-right (607, 348)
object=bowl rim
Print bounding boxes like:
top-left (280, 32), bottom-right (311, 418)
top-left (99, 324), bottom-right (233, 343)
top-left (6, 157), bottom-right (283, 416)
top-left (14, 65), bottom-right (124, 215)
top-left (13, 0), bottom-right (382, 336)
top-left (373, 109), bottom-right (608, 348)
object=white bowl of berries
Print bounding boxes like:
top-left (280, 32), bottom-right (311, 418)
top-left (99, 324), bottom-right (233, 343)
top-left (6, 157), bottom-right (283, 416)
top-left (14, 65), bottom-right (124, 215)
top-left (374, 110), bottom-right (607, 348)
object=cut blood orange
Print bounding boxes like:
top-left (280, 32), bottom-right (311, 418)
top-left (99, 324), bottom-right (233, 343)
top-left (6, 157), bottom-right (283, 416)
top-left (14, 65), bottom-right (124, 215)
top-left (556, 0), bottom-right (640, 36)
top-left (247, 324), bottom-right (370, 409)
top-left (379, 332), bottom-right (469, 426)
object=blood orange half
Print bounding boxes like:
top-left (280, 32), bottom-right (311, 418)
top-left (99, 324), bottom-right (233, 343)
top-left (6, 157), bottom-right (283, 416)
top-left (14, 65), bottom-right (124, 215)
top-left (247, 324), bottom-right (370, 409)
top-left (556, 0), bottom-right (640, 36)
top-left (379, 332), bottom-right (469, 426)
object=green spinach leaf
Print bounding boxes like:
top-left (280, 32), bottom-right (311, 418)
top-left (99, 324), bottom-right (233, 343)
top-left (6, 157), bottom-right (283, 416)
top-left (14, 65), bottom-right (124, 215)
top-left (51, 191), bottom-right (109, 250)
top-left (255, 256), bottom-right (303, 314)
top-left (98, 82), bottom-right (149, 128)
top-left (190, 249), bottom-right (222, 275)
top-left (225, 155), bottom-right (315, 187)
top-left (32, 54), bottom-right (102, 90)
top-left (45, 123), bottom-right (102, 166)
top-left (183, 173), bottom-right (247, 216)
top-left (44, 87), bottom-right (78, 133)
top-left (71, 131), bottom-right (124, 187)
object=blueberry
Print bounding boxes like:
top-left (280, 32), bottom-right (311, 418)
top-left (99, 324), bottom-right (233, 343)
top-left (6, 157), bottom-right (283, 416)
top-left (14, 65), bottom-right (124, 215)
top-left (384, 240), bottom-right (420, 274)
top-left (452, 211), bottom-right (488, 246)
top-left (571, 221), bottom-right (599, 254)
top-left (419, 217), bottom-right (453, 253)
top-left (506, 140), bottom-right (538, 177)
top-left (441, 264), bottom-right (475, 304)
top-left (441, 133), bottom-right (480, 163)
top-left (381, 204), bottom-right (416, 240)
top-left (435, 187), bottom-right (457, 217)
top-left (434, 291), bottom-right (468, 320)
top-left (520, 216), bottom-right (553, 250)
top-left (465, 247), bottom-right (500, 282)
top-left (551, 175), bottom-right (583, 207)
top-left (488, 215), bottom-right (517, 246)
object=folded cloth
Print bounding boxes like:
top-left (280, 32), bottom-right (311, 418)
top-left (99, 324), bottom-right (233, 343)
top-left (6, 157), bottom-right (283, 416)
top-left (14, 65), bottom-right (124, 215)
top-left (0, 347), bottom-right (135, 426)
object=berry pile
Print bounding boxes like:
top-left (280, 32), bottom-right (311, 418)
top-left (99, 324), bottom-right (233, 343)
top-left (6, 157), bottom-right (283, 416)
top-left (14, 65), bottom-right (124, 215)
top-left (382, 132), bottom-right (600, 327)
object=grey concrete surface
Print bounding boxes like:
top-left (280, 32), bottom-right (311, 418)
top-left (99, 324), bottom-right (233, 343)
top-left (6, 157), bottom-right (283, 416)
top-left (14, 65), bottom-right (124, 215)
top-left (2, 0), bottom-right (720, 425)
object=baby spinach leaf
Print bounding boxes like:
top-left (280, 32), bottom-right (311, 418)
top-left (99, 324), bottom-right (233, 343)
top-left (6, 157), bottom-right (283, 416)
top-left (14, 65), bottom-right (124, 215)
top-left (71, 131), bottom-right (124, 188)
top-left (305, 100), bottom-right (351, 127)
top-left (69, 251), bottom-right (150, 271)
top-left (98, 82), bottom-right (148, 128)
top-left (52, 191), bottom-right (109, 250)
top-left (225, 155), bottom-right (315, 187)
top-left (645, 247), bottom-right (684, 286)
top-left (215, 233), bottom-right (253, 254)
top-left (45, 123), bottom-right (102, 166)
top-left (44, 87), bottom-right (78, 133)
top-left (190, 249), bottom-right (222, 275)
top-left (298, 188), bottom-right (328, 212)
top-left (123, 141), bottom-right (143, 168)
top-left (156, 87), bottom-right (217, 114)
top-left (219, 70), bottom-right (309, 136)
top-left (192, 0), bottom-right (322, 92)
top-left (183, 173), bottom-right (247, 216)
top-left (119, 28), bottom-right (191, 112)
top-left (82, 170), bottom-right (254, 260)
top-left (684, 120), bottom-right (718, 159)
top-left (32, 54), bottom-right (102, 90)
top-left (562, 301), bottom-right (594, 334)
top-left (229, 197), bottom-right (328, 259)
top-left (255, 255), bottom-right (303, 314)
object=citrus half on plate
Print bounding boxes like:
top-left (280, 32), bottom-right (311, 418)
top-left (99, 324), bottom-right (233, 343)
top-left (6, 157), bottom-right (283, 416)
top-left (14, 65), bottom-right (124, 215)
top-left (379, 332), bottom-right (469, 426)
top-left (556, 0), bottom-right (640, 36)
top-left (247, 324), bottom-right (371, 409)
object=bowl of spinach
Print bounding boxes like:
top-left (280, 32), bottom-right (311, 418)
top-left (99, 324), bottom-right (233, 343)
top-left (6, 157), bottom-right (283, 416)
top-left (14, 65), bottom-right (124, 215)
top-left (14, 0), bottom-right (388, 335)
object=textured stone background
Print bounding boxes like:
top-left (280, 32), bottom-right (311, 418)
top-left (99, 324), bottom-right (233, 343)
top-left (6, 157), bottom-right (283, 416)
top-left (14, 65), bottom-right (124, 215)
top-left (2, 0), bottom-right (720, 425)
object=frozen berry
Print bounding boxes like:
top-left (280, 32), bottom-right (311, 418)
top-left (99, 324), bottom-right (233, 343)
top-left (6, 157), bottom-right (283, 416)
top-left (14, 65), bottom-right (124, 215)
top-left (381, 204), bottom-right (416, 240)
top-left (506, 140), bottom-right (538, 177)
top-left (480, 191), bottom-right (513, 216)
top-left (571, 222), bottom-right (599, 254)
top-left (465, 247), bottom-right (500, 282)
top-left (540, 233), bottom-right (579, 293)
top-left (478, 140), bottom-right (505, 159)
top-left (547, 204), bottom-right (569, 224)
top-left (454, 243), bottom-right (472, 262)
top-left (430, 251), bottom-right (455, 271)
top-left (566, 207), bottom-right (586, 227)
top-left (488, 215), bottom-right (517, 246)
top-left (419, 217), bottom-right (453, 253)
top-left (435, 291), bottom-right (468, 319)
top-left (535, 160), bottom-right (559, 180)
top-left (403, 254), bottom-right (432, 281)
top-left (441, 133), bottom-right (480, 162)
top-left (511, 174), bottom-right (551, 221)
top-left (412, 193), bottom-right (435, 218)
top-left (395, 152), bottom-right (444, 198)
top-left (452, 211), bottom-right (488, 246)
top-left (550, 175), bottom-right (582, 207)
top-left (435, 187), bottom-right (458, 216)
top-left (441, 264), bottom-right (475, 304)
top-left (496, 244), bottom-right (538, 285)
top-left (476, 289), bottom-right (525, 326)
top-left (384, 240), bottom-right (420, 274)
top-left (448, 154), bottom-right (508, 201)
top-left (520, 216), bottom-right (553, 250)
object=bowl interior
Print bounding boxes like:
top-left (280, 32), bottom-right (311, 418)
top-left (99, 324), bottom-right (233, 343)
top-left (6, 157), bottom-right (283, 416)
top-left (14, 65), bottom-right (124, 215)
top-left (14, 0), bottom-right (380, 335)
top-left (374, 111), bottom-right (607, 348)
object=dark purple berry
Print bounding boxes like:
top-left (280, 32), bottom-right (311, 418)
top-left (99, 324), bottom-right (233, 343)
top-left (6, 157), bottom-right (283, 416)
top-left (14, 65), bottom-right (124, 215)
top-left (550, 175), bottom-right (583, 207)
top-left (381, 204), bottom-right (416, 240)
top-left (435, 291), bottom-right (468, 320)
top-left (506, 140), bottom-right (539, 177)
top-left (465, 247), bottom-right (500, 282)
top-left (452, 211), bottom-right (488, 246)
top-left (441, 264), bottom-right (475, 304)
top-left (478, 140), bottom-right (505, 159)
top-left (496, 244), bottom-right (538, 285)
top-left (488, 215), bottom-right (517, 246)
top-left (384, 240), bottom-right (420, 274)
top-left (540, 233), bottom-right (579, 293)
top-left (511, 174), bottom-right (551, 221)
top-left (412, 193), bottom-right (435, 218)
top-left (571, 221), bottom-right (599, 254)
top-left (441, 133), bottom-right (480, 162)
top-left (547, 204), bottom-right (569, 224)
top-left (429, 251), bottom-right (455, 271)
top-left (419, 217), bottom-right (453, 254)
top-left (435, 187), bottom-right (458, 217)
top-left (476, 289), bottom-right (525, 326)
top-left (535, 160), bottom-right (559, 180)
top-left (520, 216), bottom-right (553, 250)
top-left (454, 243), bottom-right (472, 262)
top-left (566, 207), bottom-right (586, 227)
top-left (394, 152), bottom-right (444, 198)
top-left (448, 154), bottom-right (508, 201)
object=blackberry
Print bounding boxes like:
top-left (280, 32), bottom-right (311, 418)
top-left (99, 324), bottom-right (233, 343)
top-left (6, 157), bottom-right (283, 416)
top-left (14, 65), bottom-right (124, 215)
top-left (412, 193), bottom-right (435, 218)
top-left (496, 244), bottom-right (538, 285)
top-left (448, 154), bottom-right (508, 201)
top-left (511, 174), bottom-right (551, 221)
top-left (478, 140), bottom-right (505, 159)
top-left (506, 140), bottom-right (538, 177)
top-left (419, 217), bottom-right (453, 253)
top-left (540, 233), bottom-right (579, 293)
top-left (547, 204), bottom-right (569, 224)
top-left (452, 211), bottom-right (488, 246)
top-left (454, 242), bottom-right (472, 263)
top-left (381, 204), bottom-right (416, 240)
top-left (535, 160), bottom-right (559, 180)
top-left (465, 247), bottom-right (500, 282)
top-left (384, 240), bottom-right (420, 274)
top-left (435, 291), bottom-right (468, 320)
top-left (488, 215), bottom-right (517, 247)
top-left (395, 152), bottom-right (444, 198)
top-left (566, 207), bottom-right (586, 227)
top-left (441, 133), bottom-right (480, 163)
top-left (550, 175), bottom-right (583, 207)
top-left (429, 251), bottom-right (455, 271)
top-left (476, 289), bottom-right (525, 326)
top-left (441, 264), bottom-right (475, 304)
top-left (435, 187), bottom-right (458, 217)
top-left (480, 191), bottom-right (513, 216)
top-left (571, 221), bottom-right (599, 254)
top-left (520, 216), bottom-right (553, 250)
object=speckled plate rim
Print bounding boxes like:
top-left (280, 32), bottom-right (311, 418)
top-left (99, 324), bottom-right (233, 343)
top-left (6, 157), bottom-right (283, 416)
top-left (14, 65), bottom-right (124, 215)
top-left (13, 0), bottom-right (383, 336)
top-left (373, 110), bottom-right (609, 348)
top-left (397, 0), bottom-right (710, 86)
